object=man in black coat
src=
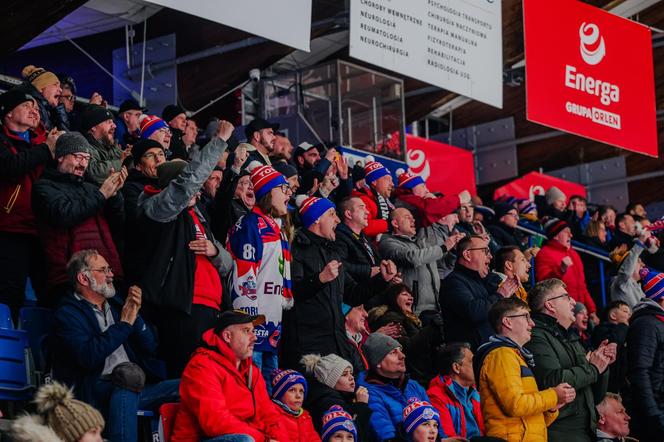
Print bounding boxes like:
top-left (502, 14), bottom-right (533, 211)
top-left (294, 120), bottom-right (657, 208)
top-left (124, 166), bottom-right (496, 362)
top-left (161, 104), bottom-right (189, 160)
top-left (439, 235), bottom-right (516, 349)
top-left (626, 273), bottom-right (664, 441)
top-left (282, 196), bottom-right (399, 374)
top-left (486, 202), bottom-right (522, 250)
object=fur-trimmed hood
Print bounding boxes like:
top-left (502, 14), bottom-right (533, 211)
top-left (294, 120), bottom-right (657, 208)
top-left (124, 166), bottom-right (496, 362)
top-left (11, 414), bottom-right (64, 442)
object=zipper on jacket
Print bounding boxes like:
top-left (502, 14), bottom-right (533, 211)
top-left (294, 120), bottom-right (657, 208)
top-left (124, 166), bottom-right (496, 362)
top-left (3, 185), bottom-right (21, 214)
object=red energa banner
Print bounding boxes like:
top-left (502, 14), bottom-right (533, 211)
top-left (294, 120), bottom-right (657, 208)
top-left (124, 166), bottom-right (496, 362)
top-left (523, 0), bottom-right (658, 157)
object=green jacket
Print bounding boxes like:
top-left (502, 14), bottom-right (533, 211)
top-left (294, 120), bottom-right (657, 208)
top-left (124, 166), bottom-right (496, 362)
top-left (525, 313), bottom-right (608, 442)
top-left (84, 134), bottom-right (123, 186)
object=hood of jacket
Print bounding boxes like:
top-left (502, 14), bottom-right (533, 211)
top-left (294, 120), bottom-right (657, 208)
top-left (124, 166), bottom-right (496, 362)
top-left (631, 298), bottom-right (664, 321)
top-left (196, 328), bottom-right (257, 387)
top-left (11, 415), bottom-right (64, 442)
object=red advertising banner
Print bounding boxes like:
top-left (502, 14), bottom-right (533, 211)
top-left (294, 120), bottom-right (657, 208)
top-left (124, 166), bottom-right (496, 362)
top-left (493, 171), bottom-right (587, 202)
top-left (405, 134), bottom-right (477, 196)
top-left (524, 0), bottom-right (658, 157)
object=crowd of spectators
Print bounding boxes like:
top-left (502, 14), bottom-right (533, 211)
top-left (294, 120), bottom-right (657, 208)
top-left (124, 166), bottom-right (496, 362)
top-left (1, 63), bottom-right (662, 441)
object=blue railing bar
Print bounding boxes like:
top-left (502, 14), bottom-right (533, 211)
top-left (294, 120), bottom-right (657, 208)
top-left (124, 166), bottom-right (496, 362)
top-left (599, 261), bottom-right (607, 308)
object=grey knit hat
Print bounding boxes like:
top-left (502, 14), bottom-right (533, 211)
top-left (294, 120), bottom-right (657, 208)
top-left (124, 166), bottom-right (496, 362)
top-left (55, 132), bottom-right (91, 159)
top-left (301, 353), bottom-right (352, 389)
top-left (363, 333), bottom-right (402, 369)
top-left (545, 186), bottom-right (566, 205)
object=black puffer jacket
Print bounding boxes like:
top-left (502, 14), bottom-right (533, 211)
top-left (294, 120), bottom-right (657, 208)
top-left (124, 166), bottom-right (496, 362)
top-left (332, 222), bottom-right (380, 284)
top-left (282, 228), bottom-right (389, 374)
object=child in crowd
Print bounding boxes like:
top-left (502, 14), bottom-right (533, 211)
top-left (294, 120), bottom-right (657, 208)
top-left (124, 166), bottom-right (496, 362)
top-left (271, 368), bottom-right (321, 442)
top-left (321, 405), bottom-right (358, 442)
top-left (402, 398), bottom-right (441, 442)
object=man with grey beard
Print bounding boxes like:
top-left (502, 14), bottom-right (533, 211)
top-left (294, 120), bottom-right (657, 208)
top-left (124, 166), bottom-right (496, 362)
top-left (50, 249), bottom-right (179, 442)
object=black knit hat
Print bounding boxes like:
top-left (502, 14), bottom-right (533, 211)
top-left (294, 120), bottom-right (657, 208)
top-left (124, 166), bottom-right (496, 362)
top-left (272, 161), bottom-right (297, 179)
top-left (131, 139), bottom-right (164, 165)
top-left (80, 104), bottom-right (114, 133)
top-left (162, 104), bottom-right (186, 124)
top-left (544, 218), bottom-right (570, 240)
top-left (118, 99), bottom-right (144, 114)
top-left (494, 202), bottom-right (516, 221)
top-left (0, 89), bottom-right (36, 120)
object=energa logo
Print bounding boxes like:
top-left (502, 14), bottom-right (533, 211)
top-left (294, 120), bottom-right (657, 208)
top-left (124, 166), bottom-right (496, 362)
top-left (579, 22), bottom-right (606, 65)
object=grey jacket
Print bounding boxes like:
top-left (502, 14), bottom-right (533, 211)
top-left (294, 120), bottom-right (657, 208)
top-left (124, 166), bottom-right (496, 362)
top-left (610, 242), bottom-right (645, 309)
top-left (84, 134), bottom-right (123, 186)
top-left (419, 222), bottom-right (458, 280)
top-left (379, 227), bottom-right (444, 314)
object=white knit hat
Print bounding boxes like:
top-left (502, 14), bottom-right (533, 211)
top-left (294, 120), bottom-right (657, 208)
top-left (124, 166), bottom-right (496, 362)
top-left (301, 353), bottom-right (352, 389)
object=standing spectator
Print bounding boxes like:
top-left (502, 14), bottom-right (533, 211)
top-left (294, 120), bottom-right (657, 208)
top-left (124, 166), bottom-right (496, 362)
top-left (51, 250), bottom-right (179, 442)
top-left (357, 333), bottom-right (430, 441)
top-left (162, 104), bottom-right (188, 160)
top-left (486, 203), bottom-right (521, 249)
top-left (302, 353), bottom-right (373, 441)
top-left (80, 105), bottom-right (125, 186)
top-left (490, 245), bottom-right (532, 302)
top-left (626, 202), bottom-right (647, 219)
top-left (609, 242), bottom-right (647, 308)
top-left (171, 310), bottom-right (288, 442)
top-left (595, 393), bottom-right (634, 442)
top-left (321, 406), bottom-right (358, 442)
top-left (333, 196), bottom-right (381, 284)
top-left (228, 163), bottom-right (294, 385)
top-left (114, 99), bottom-right (142, 149)
top-left (198, 167), bottom-right (223, 219)
top-left (599, 206), bottom-right (617, 243)
top-left (270, 369), bottom-right (321, 442)
top-left (609, 214), bottom-right (638, 250)
top-left (241, 118), bottom-right (279, 166)
top-left (351, 158), bottom-right (395, 240)
top-left (282, 196), bottom-right (399, 372)
top-left (626, 269), bottom-right (664, 440)
top-left (526, 279), bottom-right (614, 442)
top-left (0, 89), bottom-right (58, 315)
top-left (584, 220), bottom-right (610, 251)
top-left (419, 211), bottom-right (461, 282)
top-left (55, 74), bottom-right (77, 131)
top-left (182, 118), bottom-right (199, 158)
top-left (476, 297), bottom-right (576, 441)
top-left (138, 114), bottom-right (171, 152)
top-left (32, 132), bottom-right (126, 302)
top-left (270, 133), bottom-right (294, 163)
top-left (540, 186), bottom-right (567, 219)
top-left (294, 141), bottom-right (333, 179)
top-left (568, 195), bottom-right (591, 239)
top-left (440, 235), bottom-right (517, 349)
top-left (535, 218), bottom-right (598, 323)
top-left (211, 145), bottom-right (251, 242)
top-left (593, 301), bottom-right (631, 394)
top-left (427, 343), bottom-right (485, 439)
top-left (19, 65), bottom-right (62, 130)
top-left (571, 302), bottom-right (592, 350)
top-left (134, 121), bottom-right (234, 377)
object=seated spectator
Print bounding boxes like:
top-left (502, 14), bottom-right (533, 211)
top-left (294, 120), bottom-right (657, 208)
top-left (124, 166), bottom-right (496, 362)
top-left (526, 279), bottom-right (615, 442)
top-left (357, 333), bottom-right (430, 441)
top-left (380, 207), bottom-right (458, 315)
top-left (51, 250), bottom-right (179, 442)
top-left (401, 399), bottom-right (442, 442)
top-left (571, 302), bottom-right (593, 350)
top-left (393, 168), bottom-right (467, 229)
top-left (321, 406), bottom-right (358, 442)
top-left (535, 219), bottom-right (598, 323)
top-left (270, 369), bottom-right (321, 442)
top-left (490, 245), bottom-right (532, 302)
top-left (487, 202), bottom-right (522, 249)
top-left (282, 196), bottom-right (398, 372)
top-left (609, 242), bottom-right (647, 308)
top-left (138, 114), bottom-right (171, 153)
top-left (333, 196), bottom-right (382, 284)
top-left (351, 158), bottom-right (395, 240)
top-left (12, 382), bottom-right (104, 442)
top-left (626, 269), bottom-right (664, 441)
top-left (568, 195), bottom-right (591, 239)
top-left (626, 202), bottom-right (647, 220)
top-left (427, 343), bottom-right (485, 439)
top-left (133, 120), bottom-right (234, 377)
top-left (440, 235), bottom-right (516, 349)
top-left (19, 65), bottom-right (62, 130)
top-left (32, 132), bottom-right (126, 302)
top-left (171, 310), bottom-right (288, 442)
top-left (609, 213), bottom-right (638, 250)
top-left (595, 393), bottom-right (634, 442)
top-left (368, 283), bottom-right (444, 386)
top-left (0, 89), bottom-right (58, 315)
top-left (476, 297), bottom-right (575, 442)
top-left (114, 99), bottom-right (142, 149)
top-left (592, 301), bottom-right (631, 394)
top-left (301, 353), bottom-right (372, 441)
top-left (162, 104), bottom-right (188, 160)
top-left (79, 105), bottom-right (124, 185)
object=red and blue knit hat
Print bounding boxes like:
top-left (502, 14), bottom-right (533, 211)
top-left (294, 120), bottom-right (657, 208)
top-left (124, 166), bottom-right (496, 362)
top-left (270, 368), bottom-right (307, 402)
top-left (298, 196), bottom-right (336, 229)
top-left (544, 218), bottom-right (570, 240)
top-left (641, 268), bottom-right (664, 301)
top-left (139, 115), bottom-right (169, 139)
top-left (321, 405), bottom-right (357, 442)
top-left (396, 168), bottom-right (425, 190)
top-left (250, 164), bottom-right (288, 200)
top-left (364, 157), bottom-right (391, 185)
top-left (402, 398), bottom-right (441, 439)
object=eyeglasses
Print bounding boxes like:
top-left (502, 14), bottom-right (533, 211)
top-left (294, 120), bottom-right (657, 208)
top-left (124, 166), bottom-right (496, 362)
top-left (278, 184), bottom-right (293, 195)
top-left (158, 128), bottom-right (171, 135)
top-left (506, 313), bottom-right (532, 321)
top-left (467, 247), bottom-right (491, 256)
top-left (143, 151), bottom-right (166, 161)
top-left (72, 153), bottom-right (91, 162)
top-left (87, 267), bottom-right (113, 275)
top-left (460, 205), bottom-right (475, 211)
top-left (58, 94), bottom-right (75, 102)
top-left (547, 293), bottom-right (572, 303)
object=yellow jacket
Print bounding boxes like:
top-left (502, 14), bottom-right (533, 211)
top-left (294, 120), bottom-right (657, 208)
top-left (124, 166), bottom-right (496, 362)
top-left (479, 346), bottom-right (559, 441)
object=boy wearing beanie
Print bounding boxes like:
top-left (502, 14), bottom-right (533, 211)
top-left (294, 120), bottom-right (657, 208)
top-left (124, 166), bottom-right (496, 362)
top-left (321, 406), bottom-right (358, 442)
top-left (270, 368), bottom-right (321, 442)
top-left (402, 399), bottom-right (441, 442)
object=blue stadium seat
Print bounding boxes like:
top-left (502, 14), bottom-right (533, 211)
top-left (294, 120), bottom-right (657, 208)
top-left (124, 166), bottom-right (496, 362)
top-left (18, 307), bottom-right (53, 373)
top-left (0, 328), bottom-right (33, 400)
top-left (0, 304), bottom-right (13, 330)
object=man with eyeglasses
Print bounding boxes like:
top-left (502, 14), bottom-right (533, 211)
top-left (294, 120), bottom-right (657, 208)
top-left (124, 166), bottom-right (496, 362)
top-left (114, 99), bottom-right (143, 149)
top-left (487, 202), bottom-right (522, 249)
top-left (32, 132), bottom-right (127, 305)
top-left (475, 297), bottom-right (576, 441)
top-left (440, 235), bottom-right (518, 350)
top-left (526, 278), bottom-right (616, 442)
top-left (51, 249), bottom-right (179, 442)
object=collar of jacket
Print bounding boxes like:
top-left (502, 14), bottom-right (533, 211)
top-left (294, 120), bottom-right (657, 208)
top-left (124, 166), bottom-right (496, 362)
top-left (364, 370), bottom-right (408, 391)
top-left (272, 399), bottom-right (303, 416)
top-left (297, 227), bottom-right (334, 248)
top-left (531, 312), bottom-right (573, 339)
top-left (127, 168), bottom-right (157, 185)
top-left (336, 222), bottom-right (362, 239)
top-left (85, 132), bottom-right (119, 151)
top-left (454, 264), bottom-right (485, 281)
top-left (545, 239), bottom-right (570, 252)
top-left (169, 126), bottom-right (183, 138)
top-left (441, 375), bottom-right (479, 404)
top-left (1, 122), bottom-right (47, 145)
top-left (43, 167), bottom-right (84, 184)
top-left (198, 328), bottom-right (255, 383)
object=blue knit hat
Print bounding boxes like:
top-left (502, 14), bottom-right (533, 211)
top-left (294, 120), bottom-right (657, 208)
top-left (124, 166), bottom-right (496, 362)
top-left (364, 157), bottom-right (390, 185)
top-left (641, 268), bottom-right (664, 301)
top-left (321, 405), bottom-right (357, 442)
top-left (270, 368), bottom-right (307, 402)
top-left (139, 115), bottom-right (169, 139)
top-left (396, 168), bottom-right (425, 190)
top-left (298, 196), bottom-right (336, 229)
top-left (402, 398), bottom-right (441, 440)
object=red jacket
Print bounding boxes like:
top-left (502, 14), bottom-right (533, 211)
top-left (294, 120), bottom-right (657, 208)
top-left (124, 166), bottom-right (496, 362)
top-left (0, 124), bottom-right (50, 235)
top-left (351, 187), bottom-right (390, 239)
top-left (171, 329), bottom-right (288, 442)
top-left (535, 240), bottom-right (596, 313)
top-left (395, 190), bottom-right (460, 228)
top-left (427, 375), bottom-right (485, 438)
top-left (272, 402), bottom-right (321, 442)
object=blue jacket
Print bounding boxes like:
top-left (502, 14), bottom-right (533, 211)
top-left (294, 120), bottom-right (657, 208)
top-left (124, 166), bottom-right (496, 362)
top-left (50, 293), bottom-right (159, 407)
top-left (358, 371), bottom-right (430, 441)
